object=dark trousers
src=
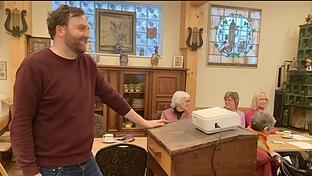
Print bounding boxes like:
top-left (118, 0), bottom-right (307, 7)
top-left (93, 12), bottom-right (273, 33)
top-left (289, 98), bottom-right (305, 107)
top-left (39, 156), bottom-right (103, 176)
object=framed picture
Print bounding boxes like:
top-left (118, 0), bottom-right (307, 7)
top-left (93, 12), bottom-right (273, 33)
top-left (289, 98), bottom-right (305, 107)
top-left (0, 61), bottom-right (7, 80)
top-left (27, 36), bottom-right (51, 55)
top-left (173, 56), bottom-right (184, 68)
top-left (284, 60), bottom-right (293, 76)
top-left (96, 9), bottom-right (136, 54)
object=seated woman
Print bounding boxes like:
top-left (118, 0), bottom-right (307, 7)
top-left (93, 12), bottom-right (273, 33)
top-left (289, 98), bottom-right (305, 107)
top-left (245, 91), bottom-right (269, 128)
top-left (160, 91), bottom-right (191, 122)
top-left (224, 91), bottom-right (245, 128)
top-left (246, 111), bottom-right (281, 176)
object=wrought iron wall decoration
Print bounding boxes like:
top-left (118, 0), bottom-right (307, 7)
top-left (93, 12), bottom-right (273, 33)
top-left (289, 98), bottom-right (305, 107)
top-left (186, 27), bottom-right (203, 51)
top-left (4, 8), bottom-right (28, 37)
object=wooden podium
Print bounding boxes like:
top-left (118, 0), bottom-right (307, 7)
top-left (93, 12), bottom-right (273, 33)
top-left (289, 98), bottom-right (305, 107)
top-left (146, 118), bottom-right (257, 176)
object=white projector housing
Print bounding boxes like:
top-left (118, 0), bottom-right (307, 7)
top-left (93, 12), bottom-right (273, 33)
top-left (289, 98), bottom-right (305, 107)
top-left (192, 107), bottom-right (240, 134)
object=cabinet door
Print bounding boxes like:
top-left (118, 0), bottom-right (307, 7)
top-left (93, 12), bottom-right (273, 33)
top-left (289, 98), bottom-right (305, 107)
top-left (151, 70), bottom-right (186, 115)
top-left (120, 71), bottom-right (149, 131)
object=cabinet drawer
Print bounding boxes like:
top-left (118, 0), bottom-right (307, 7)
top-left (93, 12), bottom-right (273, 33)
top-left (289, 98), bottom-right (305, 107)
top-left (147, 135), bottom-right (171, 175)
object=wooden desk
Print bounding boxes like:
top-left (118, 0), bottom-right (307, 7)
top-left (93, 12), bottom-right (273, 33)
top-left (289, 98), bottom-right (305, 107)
top-left (92, 137), bottom-right (147, 155)
top-left (268, 133), bottom-right (312, 152)
top-left (146, 118), bottom-right (258, 176)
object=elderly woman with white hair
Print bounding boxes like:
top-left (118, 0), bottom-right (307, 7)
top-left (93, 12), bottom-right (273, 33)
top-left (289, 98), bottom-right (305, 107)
top-left (160, 91), bottom-right (192, 122)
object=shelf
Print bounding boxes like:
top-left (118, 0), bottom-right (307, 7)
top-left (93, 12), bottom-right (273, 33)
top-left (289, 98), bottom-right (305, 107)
top-left (123, 92), bottom-right (144, 94)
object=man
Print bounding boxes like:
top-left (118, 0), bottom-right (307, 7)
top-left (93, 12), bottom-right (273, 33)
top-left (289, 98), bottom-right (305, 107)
top-left (10, 5), bottom-right (166, 176)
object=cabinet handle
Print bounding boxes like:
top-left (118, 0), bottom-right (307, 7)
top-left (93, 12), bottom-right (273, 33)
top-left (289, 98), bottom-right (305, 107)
top-left (149, 144), bottom-right (161, 157)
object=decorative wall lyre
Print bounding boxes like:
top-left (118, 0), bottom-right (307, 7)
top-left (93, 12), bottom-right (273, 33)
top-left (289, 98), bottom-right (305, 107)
top-left (186, 27), bottom-right (203, 51)
top-left (4, 8), bottom-right (28, 37)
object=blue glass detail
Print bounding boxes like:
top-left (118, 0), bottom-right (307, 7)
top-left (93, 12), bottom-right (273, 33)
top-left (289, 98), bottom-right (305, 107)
top-left (136, 6), bottom-right (147, 19)
top-left (108, 3), bottom-right (122, 11)
top-left (148, 7), bottom-right (160, 20)
top-left (215, 14), bottom-right (254, 58)
top-left (137, 20), bottom-right (147, 32)
top-left (81, 1), bottom-right (94, 14)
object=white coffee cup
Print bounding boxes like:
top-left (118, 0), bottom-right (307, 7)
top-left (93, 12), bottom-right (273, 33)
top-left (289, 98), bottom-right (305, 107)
top-left (283, 130), bottom-right (292, 138)
top-left (103, 134), bottom-right (115, 143)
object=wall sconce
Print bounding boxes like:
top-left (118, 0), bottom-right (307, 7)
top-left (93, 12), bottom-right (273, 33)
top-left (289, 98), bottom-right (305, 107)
top-left (4, 8), bottom-right (28, 37)
top-left (186, 27), bottom-right (203, 51)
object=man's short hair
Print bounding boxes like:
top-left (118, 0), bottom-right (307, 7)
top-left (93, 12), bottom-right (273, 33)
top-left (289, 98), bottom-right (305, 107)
top-left (47, 5), bottom-right (85, 39)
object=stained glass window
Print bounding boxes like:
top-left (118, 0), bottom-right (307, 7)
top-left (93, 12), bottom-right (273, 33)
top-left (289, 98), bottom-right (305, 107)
top-left (208, 5), bottom-right (262, 67)
top-left (52, 1), bottom-right (161, 56)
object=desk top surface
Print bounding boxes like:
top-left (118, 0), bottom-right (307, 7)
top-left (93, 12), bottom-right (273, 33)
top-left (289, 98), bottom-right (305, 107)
top-left (147, 118), bottom-right (257, 155)
top-left (268, 132), bottom-right (312, 152)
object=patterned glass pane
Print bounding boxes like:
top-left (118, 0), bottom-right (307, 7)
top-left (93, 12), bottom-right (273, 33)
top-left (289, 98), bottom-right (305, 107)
top-left (211, 7), bottom-right (224, 16)
top-left (224, 8), bottom-right (236, 16)
top-left (236, 10), bottom-right (248, 18)
top-left (208, 55), bottom-right (221, 63)
top-left (251, 19), bottom-right (261, 32)
top-left (137, 32), bottom-right (147, 45)
top-left (233, 57), bottom-right (244, 64)
top-left (68, 1), bottom-right (80, 8)
top-left (52, 1), bottom-right (67, 10)
top-left (148, 7), bottom-right (160, 20)
top-left (108, 3), bottom-right (122, 11)
top-left (95, 2), bottom-right (108, 9)
top-left (250, 11), bottom-right (261, 20)
top-left (136, 6), bottom-right (147, 19)
top-left (81, 1), bottom-right (94, 15)
top-left (147, 34), bottom-right (159, 46)
top-left (248, 56), bottom-right (258, 64)
top-left (221, 56), bottom-right (233, 63)
top-left (122, 4), bottom-right (135, 12)
top-left (210, 16), bottom-right (221, 29)
top-left (137, 20), bottom-right (147, 32)
top-left (253, 32), bottom-right (259, 44)
top-left (86, 14), bottom-right (95, 29)
top-left (136, 45), bottom-right (146, 56)
top-left (209, 29), bottom-right (216, 42)
top-left (89, 28), bottom-right (96, 42)
top-left (146, 46), bottom-right (155, 56)
top-left (147, 21), bottom-right (159, 32)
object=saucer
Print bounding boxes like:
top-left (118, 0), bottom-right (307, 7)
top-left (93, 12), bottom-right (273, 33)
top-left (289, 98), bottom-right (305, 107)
top-left (281, 135), bottom-right (293, 139)
top-left (103, 139), bottom-right (116, 143)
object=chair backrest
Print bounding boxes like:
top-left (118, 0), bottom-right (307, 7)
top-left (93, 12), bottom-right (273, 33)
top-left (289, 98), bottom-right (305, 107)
top-left (95, 113), bottom-right (106, 138)
top-left (95, 143), bottom-right (147, 176)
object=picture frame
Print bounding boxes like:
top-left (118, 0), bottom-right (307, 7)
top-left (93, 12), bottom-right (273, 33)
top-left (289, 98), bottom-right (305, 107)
top-left (27, 35), bottom-right (52, 55)
top-left (0, 61), bottom-right (7, 80)
top-left (173, 56), bottom-right (184, 68)
top-left (284, 60), bottom-right (293, 76)
top-left (96, 9), bottom-right (136, 54)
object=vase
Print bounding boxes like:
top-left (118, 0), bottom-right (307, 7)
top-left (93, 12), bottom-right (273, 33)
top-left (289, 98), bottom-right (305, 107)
top-left (120, 53), bottom-right (128, 66)
top-left (150, 53), bottom-right (160, 67)
top-left (151, 45), bottom-right (160, 67)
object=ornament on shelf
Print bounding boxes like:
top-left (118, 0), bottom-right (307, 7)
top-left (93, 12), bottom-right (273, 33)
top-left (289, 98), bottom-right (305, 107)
top-left (306, 14), bottom-right (312, 24)
top-left (150, 46), bottom-right (160, 67)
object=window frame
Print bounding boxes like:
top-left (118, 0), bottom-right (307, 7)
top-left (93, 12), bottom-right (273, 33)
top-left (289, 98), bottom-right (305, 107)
top-left (207, 4), bottom-right (262, 67)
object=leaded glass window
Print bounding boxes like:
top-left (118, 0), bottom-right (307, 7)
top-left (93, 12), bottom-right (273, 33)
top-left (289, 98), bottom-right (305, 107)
top-left (52, 1), bottom-right (161, 56)
top-left (208, 5), bottom-right (261, 67)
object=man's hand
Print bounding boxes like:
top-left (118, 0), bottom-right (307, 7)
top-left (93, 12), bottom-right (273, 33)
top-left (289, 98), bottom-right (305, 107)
top-left (34, 173), bottom-right (42, 176)
top-left (143, 119), bottom-right (169, 128)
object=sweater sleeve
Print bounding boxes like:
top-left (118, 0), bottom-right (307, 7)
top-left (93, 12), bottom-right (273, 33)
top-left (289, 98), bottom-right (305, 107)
top-left (10, 60), bottom-right (42, 176)
top-left (95, 68), bottom-right (131, 116)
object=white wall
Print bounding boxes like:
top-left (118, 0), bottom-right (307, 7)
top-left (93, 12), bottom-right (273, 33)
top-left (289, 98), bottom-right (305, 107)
top-left (196, 1), bottom-right (312, 114)
top-left (0, 1), bottom-right (12, 99)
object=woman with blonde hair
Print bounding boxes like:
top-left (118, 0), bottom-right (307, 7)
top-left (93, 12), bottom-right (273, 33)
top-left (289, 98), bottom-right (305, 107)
top-left (245, 91), bottom-right (269, 127)
top-left (160, 91), bottom-right (192, 122)
top-left (224, 91), bottom-right (245, 128)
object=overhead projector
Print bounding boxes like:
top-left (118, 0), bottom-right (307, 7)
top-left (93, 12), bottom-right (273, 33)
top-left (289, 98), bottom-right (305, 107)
top-left (192, 107), bottom-right (240, 134)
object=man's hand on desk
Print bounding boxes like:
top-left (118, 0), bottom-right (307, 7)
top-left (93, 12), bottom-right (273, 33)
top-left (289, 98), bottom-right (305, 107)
top-left (34, 173), bottom-right (42, 176)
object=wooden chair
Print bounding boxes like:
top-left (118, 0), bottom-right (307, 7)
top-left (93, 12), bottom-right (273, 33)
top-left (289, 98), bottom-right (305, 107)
top-left (95, 143), bottom-right (147, 176)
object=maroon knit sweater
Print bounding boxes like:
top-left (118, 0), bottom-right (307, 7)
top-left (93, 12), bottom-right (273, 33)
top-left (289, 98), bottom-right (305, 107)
top-left (10, 48), bottom-right (131, 176)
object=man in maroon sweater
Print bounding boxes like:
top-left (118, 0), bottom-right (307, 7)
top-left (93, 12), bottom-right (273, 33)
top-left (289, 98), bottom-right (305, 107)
top-left (10, 5), bottom-right (166, 176)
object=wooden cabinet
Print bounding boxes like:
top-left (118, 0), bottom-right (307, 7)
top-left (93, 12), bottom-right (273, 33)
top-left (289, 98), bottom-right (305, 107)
top-left (95, 65), bottom-right (187, 136)
top-left (146, 118), bottom-right (257, 176)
